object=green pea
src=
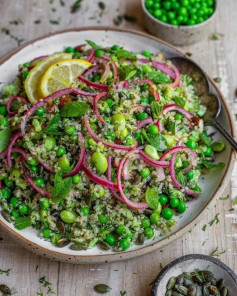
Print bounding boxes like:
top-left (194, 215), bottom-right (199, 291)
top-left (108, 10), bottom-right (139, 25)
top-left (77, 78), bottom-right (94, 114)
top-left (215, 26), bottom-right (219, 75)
top-left (116, 224), bottom-right (126, 235)
top-left (107, 131), bottom-right (116, 141)
top-left (161, 208), bottom-right (173, 220)
top-left (159, 194), bottom-right (168, 205)
top-left (144, 227), bottom-right (154, 238)
top-left (144, 144), bottom-right (159, 160)
top-left (43, 136), bottom-right (56, 152)
top-left (0, 188), bottom-right (11, 199)
top-left (40, 209), bottom-right (48, 220)
top-left (150, 213), bottom-right (160, 224)
top-left (0, 105), bottom-right (7, 116)
top-left (58, 155), bottom-right (70, 169)
top-left (60, 210), bottom-right (77, 223)
top-left (4, 178), bottom-right (13, 188)
top-left (142, 50), bottom-right (152, 58)
top-left (0, 117), bottom-right (9, 127)
top-left (154, 9), bottom-right (163, 19)
top-left (171, 2), bottom-right (180, 10)
top-left (174, 113), bottom-right (183, 120)
top-left (106, 98), bottom-right (113, 107)
top-left (42, 228), bottom-right (51, 239)
top-left (204, 147), bottom-right (212, 157)
top-left (105, 234), bottom-right (115, 246)
top-left (111, 114), bottom-right (126, 130)
top-left (80, 206), bottom-right (90, 216)
top-left (187, 19), bottom-right (196, 26)
top-left (176, 202), bottom-right (187, 213)
top-left (179, 6), bottom-right (188, 16)
top-left (98, 214), bottom-right (109, 224)
top-left (22, 70), bottom-right (29, 79)
top-left (211, 141), bottom-right (226, 152)
top-left (31, 166), bottom-right (38, 173)
top-left (91, 152), bottom-right (108, 174)
top-left (27, 156), bottom-right (38, 166)
top-left (40, 198), bottom-right (50, 210)
top-left (135, 132), bottom-right (142, 144)
top-left (140, 168), bottom-right (150, 178)
top-left (167, 11), bottom-right (176, 20)
top-left (34, 177), bottom-right (45, 188)
top-left (112, 44), bottom-right (120, 51)
top-left (141, 217), bottom-right (151, 228)
top-left (96, 49), bottom-right (104, 57)
top-left (125, 137), bottom-right (134, 146)
top-left (65, 126), bottom-right (76, 135)
top-left (10, 169), bottom-right (21, 180)
top-left (186, 139), bottom-right (196, 150)
top-left (163, 1), bottom-right (172, 10)
top-left (148, 124), bottom-right (159, 135)
top-left (145, 0), bottom-right (153, 9)
top-left (73, 52), bottom-right (82, 58)
top-left (187, 170), bottom-right (194, 180)
top-left (193, 185), bottom-right (201, 193)
top-left (19, 203), bottom-right (29, 215)
top-left (11, 209), bottom-right (20, 219)
top-left (137, 112), bottom-right (149, 121)
top-left (10, 197), bottom-right (20, 208)
top-left (51, 234), bottom-right (60, 245)
top-left (35, 107), bottom-right (45, 116)
top-left (140, 97), bottom-right (149, 105)
top-left (65, 46), bottom-right (76, 53)
top-left (170, 198), bottom-right (180, 208)
top-left (119, 238), bottom-right (130, 250)
top-left (73, 174), bottom-right (81, 184)
top-left (120, 127), bottom-right (128, 139)
top-left (56, 146), bottom-right (66, 157)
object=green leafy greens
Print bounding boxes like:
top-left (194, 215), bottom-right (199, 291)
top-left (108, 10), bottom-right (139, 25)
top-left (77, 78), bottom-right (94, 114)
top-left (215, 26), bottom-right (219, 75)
top-left (0, 127), bottom-right (11, 153)
top-left (202, 160), bottom-right (225, 169)
top-left (145, 187), bottom-right (159, 210)
top-left (52, 171), bottom-right (73, 203)
top-left (86, 40), bottom-right (101, 50)
top-left (43, 114), bottom-right (61, 134)
top-left (60, 101), bottom-right (89, 118)
top-left (15, 217), bottom-right (32, 230)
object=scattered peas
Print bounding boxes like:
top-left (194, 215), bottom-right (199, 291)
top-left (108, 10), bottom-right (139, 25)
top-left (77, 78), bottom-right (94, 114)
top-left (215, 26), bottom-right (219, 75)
top-left (176, 202), bottom-right (187, 213)
top-left (140, 167), bottom-right (150, 178)
top-left (159, 194), bottom-right (168, 205)
top-left (137, 112), bottom-right (149, 121)
top-left (170, 198), bottom-right (180, 208)
top-left (161, 208), bottom-right (173, 220)
top-left (119, 238), bottom-right (130, 250)
top-left (56, 146), bottom-right (66, 157)
top-left (73, 175), bottom-right (81, 184)
top-left (141, 217), bottom-right (151, 228)
top-left (58, 155), bottom-right (70, 169)
top-left (34, 178), bottom-right (45, 188)
top-left (19, 203), bottom-right (29, 215)
top-left (10, 197), bottom-right (20, 208)
top-left (98, 214), bottom-right (109, 224)
top-left (43, 136), bottom-right (56, 152)
top-left (35, 107), bottom-right (45, 116)
top-left (0, 188), bottom-right (11, 199)
top-left (150, 213), bottom-right (160, 224)
top-left (105, 234), bottom-right (115, 246)
top-left (148, 124), bottom-right (159, 135)
top-left (40, 198), bottom-right (50, 210)
top-left (144, 227), bottom-right (154, 238)
top-left (116, 224), bottom-right (126, 235)
top-left (42, 228), bottom-right (51, 239)
top-left (80, 206), bottom-right (90, 216)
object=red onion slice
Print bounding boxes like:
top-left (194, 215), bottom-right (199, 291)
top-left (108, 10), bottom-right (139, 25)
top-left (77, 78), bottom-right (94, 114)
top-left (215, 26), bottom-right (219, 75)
top-left (93, 92), bottom-right (107, 124)
top-left (136, 117), bottom-right (153, 130)
top-left (84, 65), bottom-right (100, 77)
top-left (151, 61), bottom-right (176, 80)
top-left (87, 49), bottom-right (96, 63)
top-left (131, 105), bottom-right (146, 113)
top-left (7, 131), bottom-right (22, 168)
top-left (30, 55), bottom-right (49, 63)
top-left (138, 150), bottom-right (170, 168)
top-left (102, 53), bottom-right (118, 84)
top-left (7, 96), bottom-right (28, 116)
top-left (84, 115), bottom-right (137, 151)
top-left (78, 75), bottom-right (108, 91)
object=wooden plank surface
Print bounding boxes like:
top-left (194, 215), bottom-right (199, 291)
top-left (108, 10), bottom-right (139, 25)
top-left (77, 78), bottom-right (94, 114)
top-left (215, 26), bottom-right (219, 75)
top-left (0, 0), bottom-right (236, 295)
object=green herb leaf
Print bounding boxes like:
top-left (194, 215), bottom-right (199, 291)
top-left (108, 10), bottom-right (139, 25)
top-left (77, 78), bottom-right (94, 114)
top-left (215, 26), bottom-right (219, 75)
top-left (210, 34), bottom-right (219, 41)
top-left (200, 132), bottom-right (211, 146)
top-left (145, 187), bottom-right (159, 210)
top-left (43, 114), bottom-right (60, 134)
top-left (143, 132), bottom-right (168, 152)
top-left (202, 160), bottom-right (225, 169)
top-left (176, 171), bottom-right (187, 186)
top-left (165, 119), bottom-right (176, 134)
top-left (115, 49), bottom-right (136, 60)
top-left (85, 40), bottom-right (101, 50)
top-left (0, 269), bottom-right (11, 276)
top-left (60, 101), bottom-right (89, 117)
top-left (49, 19), bottom-right (60, 25)
top-left (71, 0), bottom-right (83, 13)
top-left (151, 101), bottom-right (162, 118)
top-left (174, 96), bottom-right (185, 107)
top-left (0, 127), bottom-right (11, 153)
top-left (15, 217), bottom-right (32, 230)
top-left (213, 77), bottom-right (222, 83)
top-left (125, 70), bottom-right (137, 80)
top-left (120, 291), bottom-right (127, 296)
top-left (52, 171), bottom-right (73, 203)
top-left (186, 52), bottom-right (192, 57)
top-left (210, 247), bottom-right (226, 257)
top-left (147, 70), bottom-right (170, 84)
top-left (208, 213), bottom-right (220, 226)
top-left (202, 224), bottom-right (207, 231)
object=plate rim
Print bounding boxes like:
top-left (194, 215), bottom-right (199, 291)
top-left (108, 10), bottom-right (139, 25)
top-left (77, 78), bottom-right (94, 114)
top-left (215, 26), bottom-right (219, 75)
top-left (0, 26), bottom-right (236, 263)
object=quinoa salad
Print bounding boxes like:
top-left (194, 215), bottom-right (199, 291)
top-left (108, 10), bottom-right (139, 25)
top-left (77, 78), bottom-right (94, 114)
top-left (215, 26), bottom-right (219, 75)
top-left (0, 41), bottom-right (226, 252)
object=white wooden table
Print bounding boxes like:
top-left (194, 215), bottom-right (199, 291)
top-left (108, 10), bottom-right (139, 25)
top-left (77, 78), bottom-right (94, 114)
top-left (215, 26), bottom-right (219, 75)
top-left (0, 0), bottom-right (236, 295)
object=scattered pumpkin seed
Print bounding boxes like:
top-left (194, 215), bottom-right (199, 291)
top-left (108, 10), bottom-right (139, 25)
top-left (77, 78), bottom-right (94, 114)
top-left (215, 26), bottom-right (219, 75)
top-left (56, 238), bottom-right (70, 248)
top-left (69, 243), bottom-right (87, 250)
top-left (94, 284), bottom-right (112, 294)
top-left (1, 211), bottom-right (12, 222)
top-left (98, 241), bottom-right (110, 250)
top-left (0, 284), bottom-right (11, 294)
top-left (167, 277), bottom-right (176, 290)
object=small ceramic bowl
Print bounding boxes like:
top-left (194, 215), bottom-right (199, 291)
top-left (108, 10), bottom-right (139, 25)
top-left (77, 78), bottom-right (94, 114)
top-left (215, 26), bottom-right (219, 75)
top-left (151, 254), bottom-right (237, 296)
top-left (141, 0), bottom-right (217, 46)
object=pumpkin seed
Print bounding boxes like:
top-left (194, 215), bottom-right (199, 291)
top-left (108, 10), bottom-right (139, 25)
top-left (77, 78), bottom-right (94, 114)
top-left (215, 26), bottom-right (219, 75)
top-left (203, 271), bottom-right (216, 285)
top-left (175, 284), bottom-right (188, 295)
top-left (176, 275), bottom-right (184, 285)
top-left (188, 284), bottom-right (197, 296)
top-left (69, 243), bottom-right (87, 250)
top-left (94, 284), bottom-right (112, 293)
top-left (203, 285), bottom-right (211, 296)
top-left (1, 211), bottom-right (12, 222)
top-left (56, 220), bottom-right (65, 234)
top-left (165, 290), bottom-right (172, 296)
top-left (191, 272), bottom-right (203, 285)
top-left (98, 241), bottom-right (110, 250)
top-left (137, 233), bottom-right (145, 245)
top-left (0, 284), bottom-right (11, 294)
top-left (172, 292), bottom-right (183, 296)
top-left (217, 279), bottom-right (225, 290)
top-left (56, 238), bottom-right (70, 248)
top-left (167, 277), bottom-right (176, 290)
top-left (143, 209), bottom-right (153, 216)
top-left (209, 285), bottom-right (220, 295)
top-left (220, 287), bottom-right (228, 296)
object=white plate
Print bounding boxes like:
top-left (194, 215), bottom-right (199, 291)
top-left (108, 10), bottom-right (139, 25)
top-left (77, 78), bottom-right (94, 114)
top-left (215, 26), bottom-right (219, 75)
top-left (0, 27), bottom-right (235, 263)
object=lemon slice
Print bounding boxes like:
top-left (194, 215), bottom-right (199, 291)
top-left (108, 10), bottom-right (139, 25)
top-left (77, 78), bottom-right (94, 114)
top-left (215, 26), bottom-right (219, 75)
top-left (40, 59), bottom-right (92, 98)
top-left (24, 53), bottom-right (73, 105)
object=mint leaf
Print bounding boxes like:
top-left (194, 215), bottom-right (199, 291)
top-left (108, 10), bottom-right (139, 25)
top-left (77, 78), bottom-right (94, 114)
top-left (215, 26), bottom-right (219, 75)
top-left (202, 160), bottom-right (225, 169)
top-left (86, 40), bottom-right (101, 50)
top-left (125, 70), bottom-right (137, 80)
top-left (142, 131), bottom-right (168, 152)
top-left (44, 114), bottom-right (60, 134)
top-left (60, 101), bottom-right (89, 118)
top-left (151, 101), bottom-right (162, 118)
top-left (145, 187), bottom-right (159, 210)
top-left (52, 171), bottom-right (73, 203)
top-left (147, 71), bottom-right (170, 84)
top-left (174, 96), bottom-right (185, 107)
top-left (15, 217), bottom-right (32, 230)
top-left (115, 49), bottom-right (136, 60)
top-left (0, 127), bottom-right (11, 153)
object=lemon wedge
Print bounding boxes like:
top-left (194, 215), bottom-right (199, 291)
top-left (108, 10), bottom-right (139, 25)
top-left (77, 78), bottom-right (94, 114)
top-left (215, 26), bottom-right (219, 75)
top-left (24, 53), bottom-right (73, 105)
top-left (39, 59), bottom-right (91, 98)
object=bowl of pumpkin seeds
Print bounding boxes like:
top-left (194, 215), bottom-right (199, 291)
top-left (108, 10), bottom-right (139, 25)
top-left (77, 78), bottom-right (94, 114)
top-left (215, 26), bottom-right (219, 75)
top-left (151, 254), bottom-right (237, 296)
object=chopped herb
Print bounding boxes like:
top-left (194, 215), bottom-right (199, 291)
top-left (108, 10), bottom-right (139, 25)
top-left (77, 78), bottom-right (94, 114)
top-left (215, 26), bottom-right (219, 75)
top-left (49, 0), bottom-right (54, 3)
top-left (35, 265), bottom-right (39, 273)
top-left (120, 292), bottom-right (127, 296)
top-left (202, 240), bottom-right (206, 246)
top-left (123, 14), bottom-right (137, 22)
top-left (210, 34), bottom-right (219, 41)
top-left (213, 77), bottom-right (222, 83)
top-left (113, 15), bottom-right (123, 26)
top-left (49, 19), bottom-right (60, 25)
top-left (37, 293), bottom-right (44, 296)
top-left (98, 2), bottom-right (105, 10)
top-left (115, 49), bottom-right (136, 59)
top-left (160, 263), bottom-right (163, 270)
top-left (15, 217), bottom-right (32, 230)
top-left (151, 101), bottom-right (162, 118)
top-left (0, 269), bottom-right (11, 276)
top-left (149, 278), bottom-right (156, 286)
top-left (43, 114), bottom-right (60, 134)
top-left (229, 208), bottom-right (234, 211)
top-left (114, 269), bottom-right (118, 271)
top-left (51, 7), bottom-right (56, 12)
top-left (9, 19), bottom-right (23, 25)
top-left (208, 213), bottom-right (220, 226)
top-left (202, 224), bottom-right (207, 231)
top-left (71, 0), bottom-right (83, 13)
top-left (1, 27), bottom-right (10, 35)
top-left (39, 276), bottom-right (55, 295)
top-left (34, 19), bottom-right (41, 24)
top-left (59, 0), bottom-right (65, 6)
top-left (188, 229), bottom-right (192, 233)
top-left (219, 195), bottom-right (229, 200)
top-left (86, 40), bottom-right (101, 50)
top-left (186, 52), bottom-right (192, 57)
top-left (210, 247), bottom-right (226, 257)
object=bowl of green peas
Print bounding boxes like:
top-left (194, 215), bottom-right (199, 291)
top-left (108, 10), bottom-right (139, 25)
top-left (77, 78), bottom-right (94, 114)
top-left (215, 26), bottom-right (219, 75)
top-left (142, 0), bottom-right (217, 45)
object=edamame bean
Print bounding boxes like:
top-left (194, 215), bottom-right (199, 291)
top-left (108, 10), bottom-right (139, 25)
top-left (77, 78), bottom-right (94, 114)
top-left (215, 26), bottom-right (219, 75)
top-left (91, 152), bottom-right (108, 173)
top-left (144, 145), bottom-right (159, 160)
top-left (60, 210), bottom-right (77, 223)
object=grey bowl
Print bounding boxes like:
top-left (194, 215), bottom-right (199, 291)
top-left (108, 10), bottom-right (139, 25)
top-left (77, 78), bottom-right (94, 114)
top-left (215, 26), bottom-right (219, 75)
top-left (141, 0), bottom-right (217, 46)
top-left (151, 254), bottom-right (237, 296)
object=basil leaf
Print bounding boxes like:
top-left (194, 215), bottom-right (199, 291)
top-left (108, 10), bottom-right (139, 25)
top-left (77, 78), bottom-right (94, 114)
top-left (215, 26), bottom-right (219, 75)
top-left (151, 101), bottom-right (162, 118)
top-left (15, 217), bottom-right (32, 230)
top-left (115, 49), bottom-right (136, 60)
top-left (86, 40), bottom-right (101, 50)
top-left (43, 114), bottom-right (60, 134)
top-left (202, 160), bottom-right (225, 169)
top-left (174, 96), bottom-right (185, 107)
top-left (52, 171), bottom-right (73, 203)
top-left (147, 71), bottom-right (171, 84)
top-left (145, 187), bottom-right (159, 210)
top-left (0, 127), bottom-right (11, 153)
top-left (60, 101), bottom-right (89, 118)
